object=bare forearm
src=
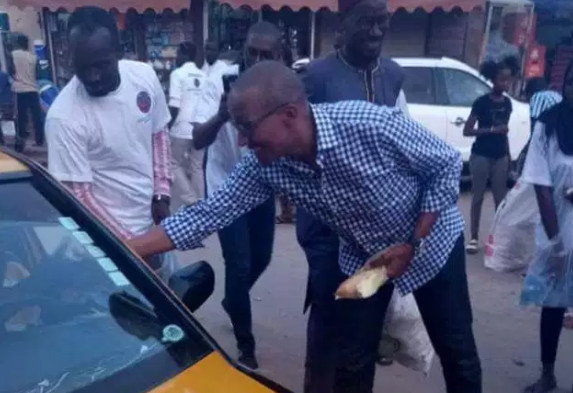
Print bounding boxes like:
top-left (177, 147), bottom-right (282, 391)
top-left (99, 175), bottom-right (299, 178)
top-left (414, 212), bottom-right (439, 240)
top-left (168, 107), bottom-right (179, 129)
top-left (192, 114), bottom-right (227, 150)
top-left (127, 226), bottom-right (175, 258)
top-left (535, 185), bottom-right (560, 239)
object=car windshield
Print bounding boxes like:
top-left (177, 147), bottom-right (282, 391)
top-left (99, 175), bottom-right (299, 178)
top-left (0, 179), bottom-right (212, 393)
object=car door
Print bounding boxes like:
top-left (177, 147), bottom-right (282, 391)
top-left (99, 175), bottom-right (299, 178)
top-left (401, 66), bottom-right (447, 142)
top-left (437, 68), bottom-right (491, 162)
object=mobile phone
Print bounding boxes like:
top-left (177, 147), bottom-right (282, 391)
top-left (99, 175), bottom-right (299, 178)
top-left (222, 74), bottom-right (238, 94)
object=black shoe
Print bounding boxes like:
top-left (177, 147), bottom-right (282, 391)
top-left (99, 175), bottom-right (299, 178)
top-left (524, 375), bottom-right (557, 393)
top-left (238, 352), bottom-right (259, 370)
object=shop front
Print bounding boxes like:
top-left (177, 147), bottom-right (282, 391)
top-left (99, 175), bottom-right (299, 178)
top-left (532, 0), bottom-right (573, 90)
top-left (481, 0), bottom-right (535, 93)
top-left (313, 0), bottom-right (486, 66)
top-left (8, 0), bottom-right (198, 91)
top-left (209, 0), bottom-right (334, 63)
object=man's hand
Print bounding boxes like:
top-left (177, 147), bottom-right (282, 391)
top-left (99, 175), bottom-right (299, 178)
top-left (152, 196), bottom-right (171, 225)
top-left (217, 93), bottom-right (230, 122)
top-left (366, 244), bottom-right (414, 279)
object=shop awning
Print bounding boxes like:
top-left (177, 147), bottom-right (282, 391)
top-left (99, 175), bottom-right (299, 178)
top-left (488, 0), bottom-right (533, 6)
top-left (219, 0), bottom-right (336, 11)
top-left (218, 0), bottom-right (484, 12)
top-left (6, 0), bottom-right (189, 12)
top-left (388, 0), bottom-right (486, 12)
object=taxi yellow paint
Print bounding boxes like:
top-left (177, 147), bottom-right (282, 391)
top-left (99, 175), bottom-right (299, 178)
top-left (0, 151), bottom-right (28, 173)
top-left (150, 352), bottom-right (275, 393)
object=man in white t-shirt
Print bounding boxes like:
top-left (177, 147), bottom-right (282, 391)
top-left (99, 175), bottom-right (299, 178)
top-left (202, 40), bottom-right (228, 79)
top-left (169, 42), bottom-right (206, 206)
top-left (46, 7), bottom-right (173, 274)
top-left (11, 34), bottom-right (43, 152)
top-left (191, 22), bottom-right (282, 370)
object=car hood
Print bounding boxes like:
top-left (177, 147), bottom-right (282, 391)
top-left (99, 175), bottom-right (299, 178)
top-left (150, 352), bottom-right (276, 393)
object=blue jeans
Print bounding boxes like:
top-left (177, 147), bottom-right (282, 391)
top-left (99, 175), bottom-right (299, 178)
top-left (218, 197), bottom-right (275, 355)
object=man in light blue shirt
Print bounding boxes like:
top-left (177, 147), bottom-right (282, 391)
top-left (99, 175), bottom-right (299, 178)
top-left (129, 61), bottom-right (481, 393)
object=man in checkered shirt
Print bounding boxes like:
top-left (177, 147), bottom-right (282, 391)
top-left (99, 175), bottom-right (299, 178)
top-left (129, 61), bottom-right (482, 393)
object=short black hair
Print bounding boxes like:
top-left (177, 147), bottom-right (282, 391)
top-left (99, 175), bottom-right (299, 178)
top-left (16, 34), bottom-right (29, 50)
top-left (67, 6), bottom-right (120, 50)
top-left (178, 41), bottom-right (197, 62)
top-left (479, 56), bottom-right (520, 82)
top-left (247, 21), bottom-right (282, 49)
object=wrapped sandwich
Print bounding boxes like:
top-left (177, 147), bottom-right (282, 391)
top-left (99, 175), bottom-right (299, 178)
top-left (335, 250), bottom-right (389, 300)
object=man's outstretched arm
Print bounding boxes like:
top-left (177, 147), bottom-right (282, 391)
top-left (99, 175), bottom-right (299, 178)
top-left (128, 153), bottom-right (273, 258)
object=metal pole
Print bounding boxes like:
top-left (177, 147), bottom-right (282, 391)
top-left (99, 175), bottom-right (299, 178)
top-left (479, 1), bottom-right (494, 64)
top-left (310, 11), bottom-right (316, 59)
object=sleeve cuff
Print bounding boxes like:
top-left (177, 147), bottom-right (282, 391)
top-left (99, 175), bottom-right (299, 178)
top-left (161, 215), bottom-right (204, 250)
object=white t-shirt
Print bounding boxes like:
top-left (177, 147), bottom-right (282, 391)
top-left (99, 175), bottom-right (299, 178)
top-left (522, 121), bottom-right (573, 249)
top-left (46, 60), bottom-right (171, 235)
top-left (169, 62), bottom-right (205, 139)
top-left (202, 60), bottom-right (229, 80)
top-left (12, 49), bottom-right (38, 93)
top-left (195, 64), bottom-right (248, 196)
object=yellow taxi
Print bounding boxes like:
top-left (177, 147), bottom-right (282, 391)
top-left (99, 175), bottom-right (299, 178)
top-left (0, 148), bottom-right (292, 393)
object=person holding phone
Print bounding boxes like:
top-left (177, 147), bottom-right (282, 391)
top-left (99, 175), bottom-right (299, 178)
top-left (463, 56), bottom-right (519, 254)
top-left (190, 22), bottom-right (283, 370)
top-left (521, 62), bottom-right (573, 393)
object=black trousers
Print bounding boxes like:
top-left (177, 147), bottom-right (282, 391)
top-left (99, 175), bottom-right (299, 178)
top-left (218, 197), bottom-right (275, 355)
top-left (540, 307), bottom-right (566, 365)
top-left (16, 92), bottom-right (43, 150)
top-left (297, 209), bottom-right (482, 393)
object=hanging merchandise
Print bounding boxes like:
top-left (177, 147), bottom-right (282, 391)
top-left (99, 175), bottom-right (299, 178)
top-left (143, 11), bottom-right (193, 92)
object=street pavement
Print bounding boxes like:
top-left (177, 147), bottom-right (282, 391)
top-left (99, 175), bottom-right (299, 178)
top-left (181, 191), bottom-right (573, 393)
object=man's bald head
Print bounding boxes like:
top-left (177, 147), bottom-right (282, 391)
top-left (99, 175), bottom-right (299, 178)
top-left (229, 61), bottom-right (306, 117)
top-left (228, 61), bottom-right (312, 166)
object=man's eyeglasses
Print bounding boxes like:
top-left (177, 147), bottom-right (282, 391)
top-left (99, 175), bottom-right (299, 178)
top-left (233, 102), bottom-right (291, 138)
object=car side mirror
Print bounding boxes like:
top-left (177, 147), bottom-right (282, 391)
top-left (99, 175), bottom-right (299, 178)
top-left (168, 261), bottom-right (214, 313)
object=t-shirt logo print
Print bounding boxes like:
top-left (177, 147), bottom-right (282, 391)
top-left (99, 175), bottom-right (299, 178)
top-left (194, 78), bottom-right (201, 88)
top-left (137, 91), bottom-right (152, 114)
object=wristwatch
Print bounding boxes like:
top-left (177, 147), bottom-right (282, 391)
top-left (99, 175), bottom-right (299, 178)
top-left (153, 194), bottom-right (170, 203)
top-left (408, 235), bottom-right (426, 257)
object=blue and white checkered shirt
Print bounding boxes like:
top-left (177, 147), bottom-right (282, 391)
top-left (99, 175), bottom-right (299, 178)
top-left (530, 90), bottom-right (562, 120)
top-left (163, 101), bottom-right (464, 294)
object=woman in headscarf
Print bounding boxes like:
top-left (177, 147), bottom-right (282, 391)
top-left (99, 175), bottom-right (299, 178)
top-left (522, 62), bottom-right (573, 393)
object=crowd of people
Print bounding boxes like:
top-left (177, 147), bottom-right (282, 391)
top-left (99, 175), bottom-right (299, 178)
top-left (4, 0), bottom-right (567, 392)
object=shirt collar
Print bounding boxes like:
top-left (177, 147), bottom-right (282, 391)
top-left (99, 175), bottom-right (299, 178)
top-left (337, 50), bottom-right (380, 73)
top-left (311, 104), bottom-right (339, 166)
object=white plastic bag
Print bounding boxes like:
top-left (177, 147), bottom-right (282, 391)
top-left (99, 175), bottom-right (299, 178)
top-left (379, 291), bottom-right (434, 375)
top-left (155, 252), bottom-right (182, 282)
top-left (521, 245), bottom-right (573, 308)
top-left (484, 180), bottom-right (539, 272)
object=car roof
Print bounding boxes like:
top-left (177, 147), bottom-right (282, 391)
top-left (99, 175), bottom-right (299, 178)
top-left (393, 57), bottom-right (480, 76)
top-left (0, 150), bottom-right (29, 174)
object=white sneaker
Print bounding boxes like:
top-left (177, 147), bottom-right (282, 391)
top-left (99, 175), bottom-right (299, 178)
top-left (465, 239), bottom-right (479, 254)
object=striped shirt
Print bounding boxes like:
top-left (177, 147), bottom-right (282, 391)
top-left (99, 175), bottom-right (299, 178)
top-left (530, 90), bottom-right (562, 120)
